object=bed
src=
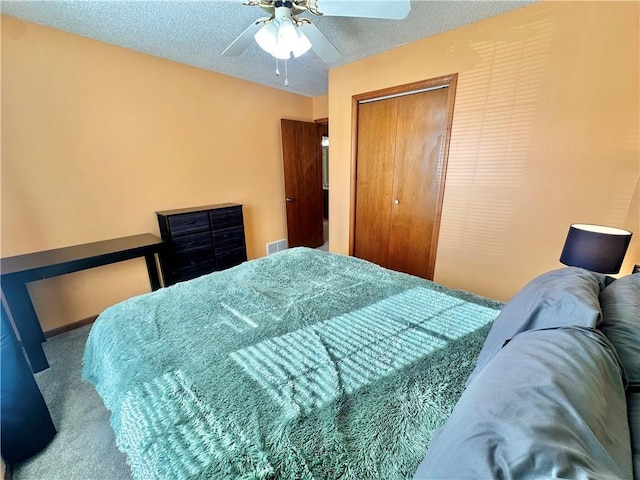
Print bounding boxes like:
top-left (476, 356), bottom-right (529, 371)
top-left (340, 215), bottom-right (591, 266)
top-left (82, 247), bottom-right (639, 479)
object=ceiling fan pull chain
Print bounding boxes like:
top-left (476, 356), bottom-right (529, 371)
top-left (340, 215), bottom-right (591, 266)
top-left (275, 58), bottom-right (280, 76)
top-left (284, 59), bottom-right (289, 87)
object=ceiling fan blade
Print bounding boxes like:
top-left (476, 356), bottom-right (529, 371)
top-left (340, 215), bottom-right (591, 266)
top-left (315, 0), bottom-right (411, 20)
top-left (299, 23), bottom-right (341, 63)
top-left (222, 18), bottom-right (268, 57)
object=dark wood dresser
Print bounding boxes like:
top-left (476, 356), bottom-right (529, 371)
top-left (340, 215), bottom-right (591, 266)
top-left (156, 203), bottom-right (247, 285)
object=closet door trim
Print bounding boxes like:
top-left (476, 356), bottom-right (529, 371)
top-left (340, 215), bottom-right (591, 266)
top-left (349, 74), bottom-right (458, 276)
top-left (357, 84), bottom-right (448, 104)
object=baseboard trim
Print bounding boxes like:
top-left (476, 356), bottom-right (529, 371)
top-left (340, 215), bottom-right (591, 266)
top-left (44, 315), bottom-right (98, 338)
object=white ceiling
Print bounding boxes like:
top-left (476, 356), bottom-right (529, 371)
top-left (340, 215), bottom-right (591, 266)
top-left (1, 0), bottom-right (535, 97)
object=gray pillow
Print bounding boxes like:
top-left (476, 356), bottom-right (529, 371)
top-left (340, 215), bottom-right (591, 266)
top-left (599, 274), bottom-right (640, 385)
top-left (414, 328), bottom-right (632, 480)
top-left (466, 267), bottom-right (607, 386)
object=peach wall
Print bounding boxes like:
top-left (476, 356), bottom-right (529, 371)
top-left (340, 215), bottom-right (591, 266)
top-left (1, 16), bottom-right (313, 331)
top-left (329, 1), bottom-right (639, 301)
top-left (313, 94), bottom-right (328, 120)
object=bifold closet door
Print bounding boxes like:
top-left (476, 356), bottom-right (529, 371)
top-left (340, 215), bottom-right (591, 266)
top-left (354, 86), bottom-right (450, 279)
top-left (353, 98), bottom-right (398, 267)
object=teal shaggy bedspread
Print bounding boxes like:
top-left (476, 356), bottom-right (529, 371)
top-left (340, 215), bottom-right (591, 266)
top-left (83, 248), bottom-right (501, 480)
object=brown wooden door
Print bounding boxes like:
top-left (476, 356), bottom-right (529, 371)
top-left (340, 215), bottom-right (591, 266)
top-left (353, 77), bottom-right (456, 280)
top-left (353, 99), bottom-right (397, 267)
top-left (281, 119), bottom-right (324, 248)
top-left (387, 88), bottom-right (449, 278)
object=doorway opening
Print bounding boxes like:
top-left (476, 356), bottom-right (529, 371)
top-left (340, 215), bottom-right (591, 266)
top-left (320, 120), bottom-right (329, 251)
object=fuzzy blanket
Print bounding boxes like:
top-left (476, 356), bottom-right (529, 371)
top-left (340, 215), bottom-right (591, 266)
top-left (83, 248), bottom-right (501, 480)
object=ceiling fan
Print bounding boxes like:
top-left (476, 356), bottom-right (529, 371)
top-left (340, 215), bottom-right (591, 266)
top-left (222, 0), bottom-right (412, 64)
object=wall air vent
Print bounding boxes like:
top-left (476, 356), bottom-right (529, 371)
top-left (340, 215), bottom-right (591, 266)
top-left (266, 239), bottom-right (288, 256)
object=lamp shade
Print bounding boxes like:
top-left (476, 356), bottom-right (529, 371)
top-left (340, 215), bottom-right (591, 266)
top-left (559, 224), bottom-right (632, 274)
top-left (292, 29), bottom-right (312, 58)
top-left (254, 22), bottom-right (278, 54)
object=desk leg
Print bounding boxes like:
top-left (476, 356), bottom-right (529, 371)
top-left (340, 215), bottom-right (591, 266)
top-left (1, 279), bottom-right (49, 373)
top-left (145, 253), bottom-right (162, 291)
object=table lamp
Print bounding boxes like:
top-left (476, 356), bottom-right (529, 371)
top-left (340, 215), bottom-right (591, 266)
top-left (559, 224), bottom-right (633, 274)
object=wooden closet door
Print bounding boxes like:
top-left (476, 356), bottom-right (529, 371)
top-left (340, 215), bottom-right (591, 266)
top-left (353, 76), bottom-right (456, 280)
top-left (388, 87), bottom-right (449, 278)
top-left (353, 98), bottom-right (398, 267)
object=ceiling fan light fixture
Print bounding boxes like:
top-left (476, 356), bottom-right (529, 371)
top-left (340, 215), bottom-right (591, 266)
top-left (249, 5), bottom-right (316, 61)
top-left (272, 45), bottom-right (292, 60)
top-left (277, 18), bottom-right (298, 50)
top-left (292, 28), bottom-right (312, 58)
top-left (254, 21), bottom-right (278, 54)
top-left (224, 0), bottom-right (412, 65)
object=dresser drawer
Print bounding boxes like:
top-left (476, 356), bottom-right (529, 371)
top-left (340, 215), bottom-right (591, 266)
top-left (160, 254), bottom-right (214, 284)
top-left (209, 207), bottom-right (243, 229)
top-left (212, 226), bottom-right (245, 251)
top-left (167, 212), bottom-right (210, 236)
top-left (172, 231), bottom-right (213, 256)
top-left (215, 246), bottom-right (247, 269)
top-left (175, 258), bottom-right (215, 282)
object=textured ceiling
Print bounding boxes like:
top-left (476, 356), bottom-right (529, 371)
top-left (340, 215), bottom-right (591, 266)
top-left (1, 0), bottom-right (535, 97)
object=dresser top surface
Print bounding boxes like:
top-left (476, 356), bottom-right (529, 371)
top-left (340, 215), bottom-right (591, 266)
top-left (156, 203), bottom-right (242, 217)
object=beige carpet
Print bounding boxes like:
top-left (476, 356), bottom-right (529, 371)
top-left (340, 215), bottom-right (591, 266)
top-left (13, 325), bottom-right (131, 480)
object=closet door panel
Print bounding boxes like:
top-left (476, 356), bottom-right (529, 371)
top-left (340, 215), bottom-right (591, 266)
top-left (354, 99), bottom-right (398, 267)
top-left (388, 87), bottom-right (449, 279)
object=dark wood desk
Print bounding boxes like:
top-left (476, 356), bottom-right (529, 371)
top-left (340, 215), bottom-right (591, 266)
top-left (0, 234), bottom-right (165, 373)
